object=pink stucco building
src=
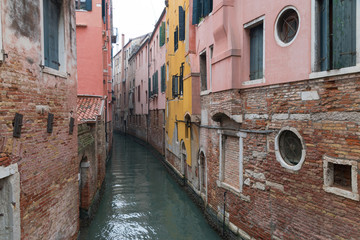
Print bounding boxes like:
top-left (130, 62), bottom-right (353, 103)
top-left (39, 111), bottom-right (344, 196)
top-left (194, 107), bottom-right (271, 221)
top-left (190, 0), bottom-right (360, 239)
top-left (113, 9), bottom-right (167, 155)
top-left (75, 0), bottom-right (113, 224)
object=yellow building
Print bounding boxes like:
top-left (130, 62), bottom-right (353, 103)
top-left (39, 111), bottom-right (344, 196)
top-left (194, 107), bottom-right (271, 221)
top-left (165, 0), bottom-right (200, 185)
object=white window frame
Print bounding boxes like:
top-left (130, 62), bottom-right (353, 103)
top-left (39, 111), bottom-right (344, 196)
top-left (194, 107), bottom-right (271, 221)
top-left (217, 130), bottom-right (247, 195)
top-left (274, 6), bottom-right (301, 47)
top-left (243, 16), bottom-right (266, 86)
top-left (0, 164), bottom-right (21, 240)
top-left (40, 0), bottom-right (67, 78)
top-left (323, 155), bottom-right (359, 201)
top-left (310, 0), bottom-right (360, 79)
top-left (274, 127), bottom-right (306, 171)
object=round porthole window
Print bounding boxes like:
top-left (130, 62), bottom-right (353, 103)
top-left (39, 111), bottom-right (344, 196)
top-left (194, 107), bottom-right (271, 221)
top-left (275, 127), bottom-right (306, 171)
top-left (275, 6), bottom-right (300, 46)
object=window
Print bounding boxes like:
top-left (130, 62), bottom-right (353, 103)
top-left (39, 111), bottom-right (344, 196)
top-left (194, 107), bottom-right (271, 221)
top-left (218, 131), bottom-right (247, 194)
top-left (172, 75), bottom-right (179, 98)
top-left (192, 0), bottom-right (213, 24)
top-left (179, 63), bottom-right (184, 95)
top-left (0, 164), bottom-right (20, 240)
top-left (148, 78), bottom-right (151, 98)
top-left (315, 0), bottom-right (357, 71)
top-left (323, 156), bottom-right (359, 201)
top-left (43, 0), bottom-right (65, 71)
top-left (179, 6), bottom-right (185, 41)
top-left (161, 64), bottom-right (166, 92)
top-left (152, 71), bottom-right (159, 96)
top-left (275, 6), bottom-right (300, 46)
top-left (174, 26), bottom-right (179, 52)
top-left (249, 23), bottom-right (264, 80)
top-left (160, 22), bottom-right (165, 47)
top-left (200, 51), bottom-right (207, 91)
top-left (275, 127), bottom-right (306, 171)
top-left (75, 0), bottom-right (92, 11)
top-left (138, 86), bottom-right (140, 101)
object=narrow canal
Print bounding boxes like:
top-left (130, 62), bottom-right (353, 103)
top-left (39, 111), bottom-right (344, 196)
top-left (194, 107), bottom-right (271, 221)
top-left (79, 134), bottom-right (220, 240)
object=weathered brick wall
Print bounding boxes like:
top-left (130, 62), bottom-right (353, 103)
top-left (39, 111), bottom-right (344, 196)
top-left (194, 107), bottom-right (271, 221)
top-left (78, 123), bottom-right (97, 210)
top-left (148, 110), bottom-right (165, 155)
top-left (0, 0), bottom-right (79, 239)
top-left (126, 111), bottom-right (165, 156)
top-left (200, 75), bottom-right (360, 239)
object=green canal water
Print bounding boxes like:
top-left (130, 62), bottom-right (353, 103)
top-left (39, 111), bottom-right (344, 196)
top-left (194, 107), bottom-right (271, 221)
top-left (79, 134), bottom-right (220, 240)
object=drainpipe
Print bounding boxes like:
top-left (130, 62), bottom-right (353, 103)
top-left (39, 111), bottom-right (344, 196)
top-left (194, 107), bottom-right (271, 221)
top-left (222, 190), bottom-right (227, 237)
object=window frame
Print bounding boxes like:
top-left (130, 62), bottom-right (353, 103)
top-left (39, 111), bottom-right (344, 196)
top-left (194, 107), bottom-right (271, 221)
top-left (243, 16), bottom-right (265, 85)
top-left (274, 6), bottom-right (301, 47)
top-left (323, 155), bottom-right (359, 201)
top-left (218, 130), bottom-right (247, 195)
top-left (274, 127), bottom-right (306, 171)
top-left (310, 0), bottom-right (360, 79)
top-left (41, 0), bottom-right (67, 78)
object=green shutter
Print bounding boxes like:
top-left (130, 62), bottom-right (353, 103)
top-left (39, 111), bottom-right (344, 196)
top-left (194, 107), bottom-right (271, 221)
top-left (332, 0), bottom-right (356, 69)
top-left (161, 65), bottom-right (166, 92)
top-left (250, 23), bottom-right (263, 80)
top-left (174, 27), bottom-right (178, 52)
top-left (204, 0), bottom-right (213, 16)
top-left (192, 0), bottom-right (200, 25)
top-left (86, 0), bottom-right (92, 11)
top-left (320, 0), bottom-right (330, 71)
top-left (102, 0), bottom-right (105, 23)
top-left (156, 71), bottom-right (159, 94)
top-left (160, 22), bottom-right (165, 47)
top-left (148, 78), bottom-right (151, 98)
top-left (179, 6), bottom-right (185, 41)
top-left (44, 0), bottom-right (60, 70)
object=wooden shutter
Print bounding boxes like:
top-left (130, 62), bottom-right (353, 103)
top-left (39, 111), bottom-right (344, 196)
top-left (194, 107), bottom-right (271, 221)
top-left (172, 75), bottom-right (178, 98)
top-left (179, 6), bottom-right (185, 41)
top-left (44, 0), bottom-right (61, 70)
top-left (161, 64), bottom-right (166, 92)
top-left (179, 63), bottom-right (184, 95)
top-left (156, 71), bottom-right (159, 94)
top-left (174, 27), bottom-right (178, 52)
top-left (332, 0), bottom-right (356, 69)
top-left (160, 22), bottom-right (165, 47)
top-left (86, 0), bottom-right (92, 11)
top-left (192, 0), bottom-right (200, 24)
top-left (320, 0), bottom-right (330, 71)
top-left (148, 78), bottom-right (151, 98)
top-left (250, 23), bottom-right (263, 80)
top-left (204, 0), bottom-right (213, 16)
top-left (102, 0), bottom-right (105, 23)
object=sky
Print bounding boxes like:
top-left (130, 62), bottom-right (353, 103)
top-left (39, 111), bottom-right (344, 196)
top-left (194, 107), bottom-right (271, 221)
top-left (112, 0), bottom-right (165, 54)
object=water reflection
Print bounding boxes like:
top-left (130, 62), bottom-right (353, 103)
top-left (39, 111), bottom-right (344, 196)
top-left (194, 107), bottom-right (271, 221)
top-left (79, 134), bottom-right (220, 240)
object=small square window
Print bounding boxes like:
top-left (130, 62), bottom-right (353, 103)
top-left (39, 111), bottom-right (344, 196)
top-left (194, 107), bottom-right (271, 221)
top-left (323, 156), bottom-right (359, 201)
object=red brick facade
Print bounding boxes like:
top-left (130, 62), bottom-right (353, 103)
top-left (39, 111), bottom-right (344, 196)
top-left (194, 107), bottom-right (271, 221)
top-left (126, 110), bottom-right (165, 155)
top-left (200, 75), bottom-right (360, 239)
top-left (0, 0), bottom-right (78, 239)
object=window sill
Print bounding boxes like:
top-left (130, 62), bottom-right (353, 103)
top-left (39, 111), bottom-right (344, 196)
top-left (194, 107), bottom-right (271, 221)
top-left (309, 65), bottom-right (360, 79)
top-left (42, 67), bottom-right (67, 79)
top-left (200, 90), bottom-right (211, 96)
top-left (324, 186), bottom-right (359, 201)
top-left (242, 78), bottom-right (265, 86)
top-left (217, 180), bottom-right (250, 202)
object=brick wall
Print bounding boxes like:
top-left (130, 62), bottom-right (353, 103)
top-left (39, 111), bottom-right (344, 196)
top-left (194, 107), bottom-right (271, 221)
top-left (0, 0), bottom-right (79, 239)
top-left (148, 110), bottom-right (165, 155)
top-left (200, 75), bottom-right (360, 239)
